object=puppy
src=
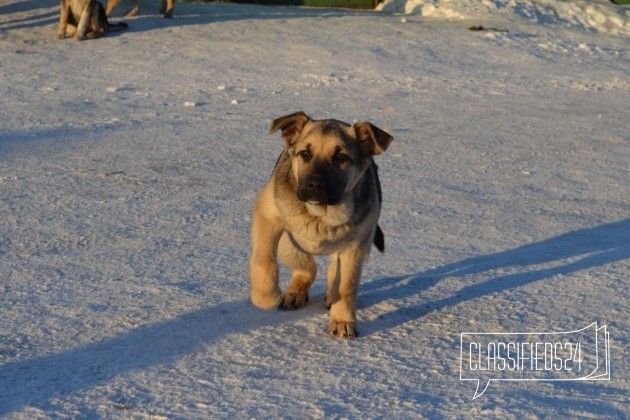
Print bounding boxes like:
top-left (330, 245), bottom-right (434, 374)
top-left (249, 111), bottom-right (393, 338)
top-left (57, 0), bottom-right (128, 40)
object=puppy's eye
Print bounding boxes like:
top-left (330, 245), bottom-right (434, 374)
top-left (298, 149), bottom-right (312, 162)
top-left (333, 152), bottom-right (350, 165)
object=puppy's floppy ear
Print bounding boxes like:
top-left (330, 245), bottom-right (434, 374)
top-left (269, 111), bottom-right (311, 146)
top-left (353, 122), bottom-right (393, 156)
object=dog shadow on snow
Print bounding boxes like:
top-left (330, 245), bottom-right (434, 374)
top-left (0, 298), bottom-right (309, 414)
top-left (111, 2), bottom-right (370, 36)
top-left (359, 218), bottom-right (629, 335)
top-left (0, 219), bottom-right (627, 414)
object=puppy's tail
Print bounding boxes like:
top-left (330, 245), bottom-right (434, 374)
top-left (373, 225), bottom-right (385, 252)
top-left (108, 21), bottom-right (129, 32)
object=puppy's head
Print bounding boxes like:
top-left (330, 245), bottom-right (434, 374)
top-left (269, 111), bottom-right (392, 206)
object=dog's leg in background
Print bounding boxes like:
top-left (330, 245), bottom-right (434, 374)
top-left (161, 0), bottom-right (175, 18)
top-left (106, 0), bottom-right (138, 17)
top-left (74, 0), bottom-right (94, 40)
top-left (104, 0), bottom-right (119, 15)
top-left (56, 0), bottom-right (70, 39)
top-left (278, 234), bottom-right (317, 310)
top-left (89, 2), bottom-right (108, 39)
top-left (125, 0), bottom-right (139, 17)
top-left (327, 245), bottom-right (368, 338)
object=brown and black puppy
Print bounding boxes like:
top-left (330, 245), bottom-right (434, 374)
top-left (105, 0), bottom-right (175, 18)
top-left (57, 0), bottom-right (128, 41)
top-left (249, 111), bottom-right (393, 338)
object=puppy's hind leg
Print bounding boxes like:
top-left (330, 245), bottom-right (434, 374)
top-left (278, 234), bottom-right (317, 310)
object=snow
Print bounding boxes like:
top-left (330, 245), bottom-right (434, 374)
top-left (378, 0), bottom-right (630, 36)
top-left (0, 0), bottom-right (628, 417)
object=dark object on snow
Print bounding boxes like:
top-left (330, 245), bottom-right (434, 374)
top-left (469, 25), bottom-right (509, 33)
top-left (229, 0), bottom-right (379, 9)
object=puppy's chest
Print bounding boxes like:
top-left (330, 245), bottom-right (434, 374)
top-left (69, 0), bottom-right (90, 13)
top-left (285, 208), bottom-right (355, 255)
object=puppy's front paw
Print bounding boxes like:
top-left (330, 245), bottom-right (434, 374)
top-left (279, 292), bottom-right (308, 310)
top-left (251, 289), bottom-right (282, 310)
top-left (329, 320), bottom-right (359, 339)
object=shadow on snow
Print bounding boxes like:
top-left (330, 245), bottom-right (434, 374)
top-left (0, 219), bottom-right (627, 413)
top-left (0, 302), bottom-right (298, 414)
top-left (0, 0), bottom-right (369, 33)
top-left (360, 218), bottom-right (629, 334)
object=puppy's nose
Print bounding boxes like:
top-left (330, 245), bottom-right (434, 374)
top-left (298, 174), bottom-right (328, 203)
top-left (305, 176), bottom-right (323, 192)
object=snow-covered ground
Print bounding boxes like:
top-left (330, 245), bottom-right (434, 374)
top-left (379, 0), bottom-right (630, 36)
top-left (1, 0), bottom-right (628, 417)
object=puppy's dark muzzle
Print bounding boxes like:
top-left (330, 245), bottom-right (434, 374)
top-left (297, 174), bottom-right (341, 205)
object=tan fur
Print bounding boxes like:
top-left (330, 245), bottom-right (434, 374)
top-left (105, 0), bottom-right (175, 18)
top-left (249, 111), bottom-right (392, 338)
top-left (57, 0), bottom-right (127, 40)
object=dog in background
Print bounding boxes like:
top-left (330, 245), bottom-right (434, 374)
top-left (105, 0), bottom-right (175, 18)
top-left (249, 111), bottom-right (393, 338)
top-left (57, 0), bottom-right (128, 40)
